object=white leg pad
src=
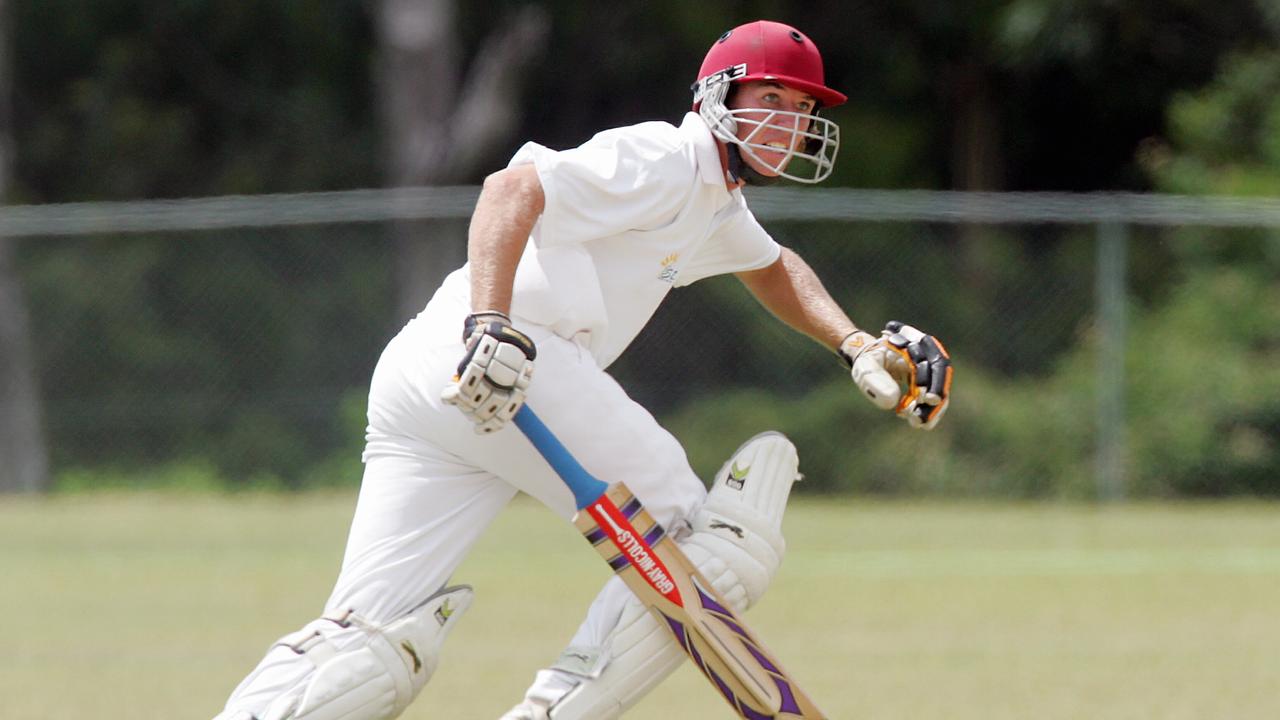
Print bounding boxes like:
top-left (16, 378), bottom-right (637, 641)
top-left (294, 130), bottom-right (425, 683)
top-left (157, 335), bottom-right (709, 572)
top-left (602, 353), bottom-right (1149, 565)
top-left (250, 585), bottom-right (473, 720)
top-left (685, 430), bottom-right (800, 608)
top-left (511, 432), bottom-right (802, 720)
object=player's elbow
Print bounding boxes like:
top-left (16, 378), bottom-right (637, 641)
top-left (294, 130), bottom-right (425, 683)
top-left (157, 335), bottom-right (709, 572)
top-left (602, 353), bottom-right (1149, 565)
top-left (481, 165), bottom-right (545, 217)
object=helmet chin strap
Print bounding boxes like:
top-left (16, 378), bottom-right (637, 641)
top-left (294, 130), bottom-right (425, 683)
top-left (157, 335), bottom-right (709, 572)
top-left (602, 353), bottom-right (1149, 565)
top-left (725, 144), bottom-right (781, 187)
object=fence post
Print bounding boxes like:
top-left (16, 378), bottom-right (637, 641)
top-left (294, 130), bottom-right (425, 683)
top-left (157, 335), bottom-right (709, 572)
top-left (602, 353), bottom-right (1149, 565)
top-left (1095, 222), bottom-right (1128, 501)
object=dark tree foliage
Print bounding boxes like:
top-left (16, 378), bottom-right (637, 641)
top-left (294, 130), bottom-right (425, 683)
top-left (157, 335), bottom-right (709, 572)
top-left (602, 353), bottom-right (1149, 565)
top-left (6, 0), bottom-right (1277, 494)
top-left (12, 0), bottom-right (1273, 200)
top-left (11, 0), bottom-right (378, 201)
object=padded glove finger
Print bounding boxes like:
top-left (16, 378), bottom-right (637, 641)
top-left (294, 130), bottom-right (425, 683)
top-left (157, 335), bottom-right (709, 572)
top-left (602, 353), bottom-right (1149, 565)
top-left (840, 331), bottom-right (900, 410)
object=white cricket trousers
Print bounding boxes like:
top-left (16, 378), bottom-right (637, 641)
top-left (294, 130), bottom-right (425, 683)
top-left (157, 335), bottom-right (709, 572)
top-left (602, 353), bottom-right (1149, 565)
top-left (220, 304), bottom-right (706, 715)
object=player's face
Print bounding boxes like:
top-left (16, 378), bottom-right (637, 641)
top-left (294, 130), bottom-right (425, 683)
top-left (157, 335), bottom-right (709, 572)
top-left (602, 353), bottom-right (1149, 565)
top-left (727, 81), bottom-right (817, 177)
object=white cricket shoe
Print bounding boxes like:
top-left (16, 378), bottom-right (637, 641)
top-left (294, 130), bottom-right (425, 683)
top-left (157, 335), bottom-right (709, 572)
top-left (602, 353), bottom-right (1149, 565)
top-left (498, 700), bottom-right (551, 720)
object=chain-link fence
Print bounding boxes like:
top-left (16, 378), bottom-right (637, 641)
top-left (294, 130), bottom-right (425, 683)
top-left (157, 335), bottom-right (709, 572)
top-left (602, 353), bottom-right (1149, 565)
top-left (6, 188), bottom-right (1279, 498)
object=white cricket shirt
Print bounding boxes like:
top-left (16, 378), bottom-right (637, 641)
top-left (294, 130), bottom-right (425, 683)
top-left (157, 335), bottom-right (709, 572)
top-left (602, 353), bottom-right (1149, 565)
top-left (444, 112), bottom-right (781, 369)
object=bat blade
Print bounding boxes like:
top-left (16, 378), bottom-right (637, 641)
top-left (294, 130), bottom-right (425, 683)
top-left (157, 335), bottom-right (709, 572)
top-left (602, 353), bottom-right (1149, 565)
top-left (574, 482), bottom-right (825, 719)
top-left (513, 406), bottom-right (826, 719)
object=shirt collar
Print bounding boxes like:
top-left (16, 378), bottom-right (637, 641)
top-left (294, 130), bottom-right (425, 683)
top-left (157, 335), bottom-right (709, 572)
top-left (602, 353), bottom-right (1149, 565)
top-left (680, 112), bottom-right (729, 186)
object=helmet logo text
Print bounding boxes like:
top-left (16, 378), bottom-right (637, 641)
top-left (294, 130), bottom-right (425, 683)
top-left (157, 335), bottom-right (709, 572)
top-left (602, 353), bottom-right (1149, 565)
top-left (692, 63), bottom-right (747, 103)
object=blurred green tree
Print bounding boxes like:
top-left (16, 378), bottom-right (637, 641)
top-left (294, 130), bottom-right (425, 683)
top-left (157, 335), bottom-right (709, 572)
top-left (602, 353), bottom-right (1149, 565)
top-left (10, 0), bottom-right (1274, 200)
top-left (7, 0), bottom-right (1279, 494)
top-left (1139, 48), bottom-right (1280, 193)
top-left (374, 0), bottom-right (548, 320)
top-left (11, 0), bottom-right (381, 201)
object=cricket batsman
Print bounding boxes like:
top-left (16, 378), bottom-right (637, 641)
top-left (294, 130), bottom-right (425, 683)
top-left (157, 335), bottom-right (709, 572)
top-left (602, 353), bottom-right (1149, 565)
top-left (214, 19), bottom-right (952, 720)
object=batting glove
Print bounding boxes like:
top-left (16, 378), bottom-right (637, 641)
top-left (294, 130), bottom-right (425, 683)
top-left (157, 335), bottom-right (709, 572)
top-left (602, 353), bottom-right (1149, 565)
top-left (441, 311), bottom-right (536, 434)
top-left (839, 321), bottom-right (952, 430)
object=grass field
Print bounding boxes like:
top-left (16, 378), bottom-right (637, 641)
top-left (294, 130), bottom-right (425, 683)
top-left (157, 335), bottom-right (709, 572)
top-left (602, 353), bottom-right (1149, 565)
top-left (3, 492), bottom-right (1279, 719)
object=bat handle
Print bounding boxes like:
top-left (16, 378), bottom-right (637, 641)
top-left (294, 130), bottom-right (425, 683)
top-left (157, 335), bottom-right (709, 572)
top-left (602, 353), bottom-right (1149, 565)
top-left (513, 406), bottom-right (609, 511)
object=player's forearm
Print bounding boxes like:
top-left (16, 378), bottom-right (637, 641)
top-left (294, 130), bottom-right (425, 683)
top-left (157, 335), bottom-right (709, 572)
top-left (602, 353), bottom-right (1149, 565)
top-left (468, 165), bottom-right (545, 314)
top-left (737, 246), bottom-right (858, 351)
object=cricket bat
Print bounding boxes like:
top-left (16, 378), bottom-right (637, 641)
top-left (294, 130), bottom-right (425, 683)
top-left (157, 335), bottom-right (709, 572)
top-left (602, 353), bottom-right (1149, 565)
top-left (513, 405), bottom-right (826, 719)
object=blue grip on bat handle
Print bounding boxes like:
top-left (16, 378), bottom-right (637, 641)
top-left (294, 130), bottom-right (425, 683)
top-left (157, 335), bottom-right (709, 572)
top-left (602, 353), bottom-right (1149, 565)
top-left (513, 405), bottom-right (609, 511)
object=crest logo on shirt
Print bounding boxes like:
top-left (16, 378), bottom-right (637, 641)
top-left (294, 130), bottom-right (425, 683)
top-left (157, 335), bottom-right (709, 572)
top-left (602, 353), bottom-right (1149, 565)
top-left (658, 253), bottom-right (679, 284)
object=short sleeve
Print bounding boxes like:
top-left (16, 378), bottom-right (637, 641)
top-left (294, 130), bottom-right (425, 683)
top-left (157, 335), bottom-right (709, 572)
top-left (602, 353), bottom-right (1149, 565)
top-left (508, 126), bottom-right (695, 247)
top-left (676, 197), bottom-right (781, 286)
